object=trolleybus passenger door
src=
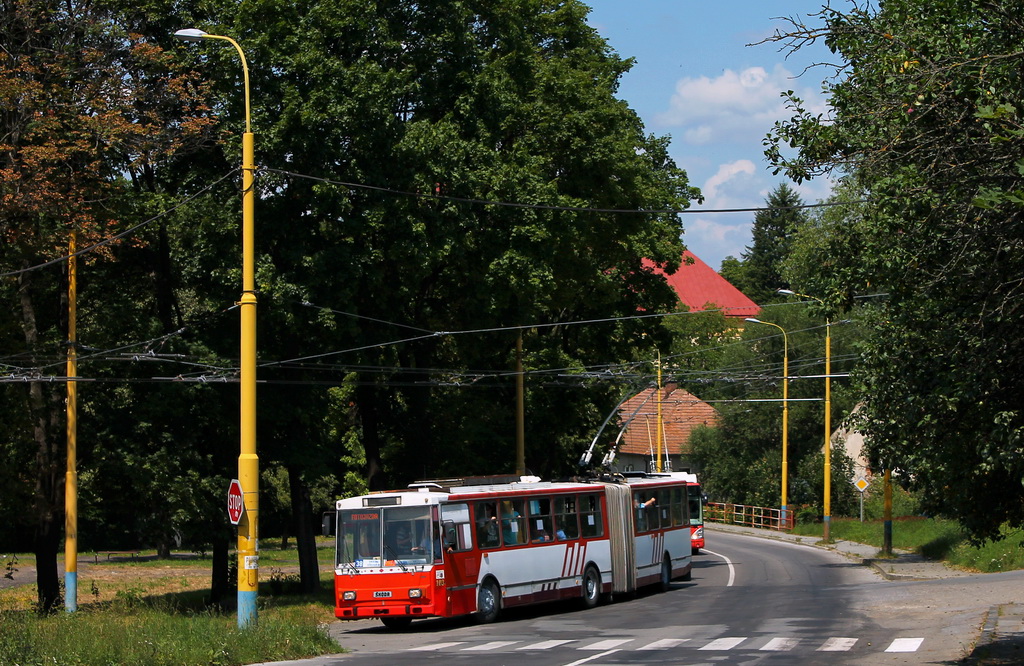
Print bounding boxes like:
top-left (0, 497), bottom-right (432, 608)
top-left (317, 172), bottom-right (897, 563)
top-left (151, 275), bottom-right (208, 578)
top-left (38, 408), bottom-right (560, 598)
top-left (439, 503), bottom-right (476, 616)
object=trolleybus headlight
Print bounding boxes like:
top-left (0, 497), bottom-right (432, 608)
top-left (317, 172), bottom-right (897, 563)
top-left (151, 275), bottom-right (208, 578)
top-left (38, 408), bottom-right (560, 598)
top-left (408, 588), bottom-right (423, 598)
top-left (342, 591), bottom-right (356, 601)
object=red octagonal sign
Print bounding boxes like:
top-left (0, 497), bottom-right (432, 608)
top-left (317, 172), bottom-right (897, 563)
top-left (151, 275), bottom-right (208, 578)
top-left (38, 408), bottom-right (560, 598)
top-left (227, 479), bottom-right (245, 525)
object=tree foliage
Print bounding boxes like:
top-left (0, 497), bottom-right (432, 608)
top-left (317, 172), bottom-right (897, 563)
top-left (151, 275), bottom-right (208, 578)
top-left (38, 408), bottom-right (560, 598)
top-left (0, 0), bottom-right (700, 603)
top-left (766, 0), bottom-right (1024, 541)
top-left (686, 306), bottom-right (859, 517)
top-left (722, 184), bottom-right (808, 304)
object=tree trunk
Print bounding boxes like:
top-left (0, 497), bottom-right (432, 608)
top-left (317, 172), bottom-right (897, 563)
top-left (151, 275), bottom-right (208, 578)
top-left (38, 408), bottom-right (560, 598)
top-left (357, 382), bottom-right (384, 491)
top-left (20, 271), bottom-right (63, 613)
top-left (287, 465), bottom-right (320, 593)
top-left (209, 532), bottom-right (230, 607)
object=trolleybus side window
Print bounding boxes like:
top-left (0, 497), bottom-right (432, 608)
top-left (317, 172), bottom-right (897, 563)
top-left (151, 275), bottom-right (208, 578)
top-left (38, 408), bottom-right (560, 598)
top-left (475, 501), bottom-right (501, 549)
top-left (554, 495), bottom-right (578, 540)
top-left (671, 486), bottom-right (685, 527)
top-left (501, 499), bottom-right (526, 546)
top-left (440, 503), bottom-right (473, 553)
top-left (657, 488), bottom-right (672, 529)
top-left (528, 498), bottom-right (555, 542)
top-left (579, 493), bottom-right (603, 538)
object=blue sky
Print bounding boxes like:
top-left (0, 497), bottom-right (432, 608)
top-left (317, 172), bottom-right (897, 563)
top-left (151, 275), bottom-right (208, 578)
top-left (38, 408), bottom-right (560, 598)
top-left (585, 1), bottom-right (835, 270)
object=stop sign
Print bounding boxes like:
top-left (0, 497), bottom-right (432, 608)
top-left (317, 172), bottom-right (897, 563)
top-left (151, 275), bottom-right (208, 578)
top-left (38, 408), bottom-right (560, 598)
top-left (227, 479), bottom-right (245, 525)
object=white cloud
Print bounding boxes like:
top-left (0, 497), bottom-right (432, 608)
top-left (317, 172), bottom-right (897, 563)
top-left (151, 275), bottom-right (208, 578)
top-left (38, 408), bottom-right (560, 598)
top-left (684, 215), bottom-right (752, 267)
top-left (655, 64), bottom-right (823, 146)
top-left (702, 160), bottom-right (756, 200)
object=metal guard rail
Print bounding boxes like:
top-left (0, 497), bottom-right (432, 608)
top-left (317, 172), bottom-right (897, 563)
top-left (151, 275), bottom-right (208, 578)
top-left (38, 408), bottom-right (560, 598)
top-left (705, 502), bottom-right (794, 531)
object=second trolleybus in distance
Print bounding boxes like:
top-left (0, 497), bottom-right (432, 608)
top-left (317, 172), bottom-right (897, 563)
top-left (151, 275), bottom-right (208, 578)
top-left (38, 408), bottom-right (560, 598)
top-left (687, 477), bottom-right (705, 553)
top-left (333, 472), bottom-right (694, 628)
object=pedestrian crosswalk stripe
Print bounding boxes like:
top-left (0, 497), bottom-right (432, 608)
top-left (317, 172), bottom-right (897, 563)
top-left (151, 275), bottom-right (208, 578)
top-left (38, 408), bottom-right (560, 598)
top-left (886, 637), bottom-right (924, 652)
top-left (578, 639), bottom-right (632, 650)
top-left (699, 637), bottom-right (746, 650)
top-left (404, 634), bottom-right (924, 655)
top-left (517, 639), bottom-right (574, 650)
top-left (760, 637), bottom-right (800, 651)
top-left (461, 641), bottom-right (519, 651)
top-left (637, 638), bottom-right (691, 650)
top-left (409, 642), bottom-right (465, 651)
top-left (818, 637), bottom-right (858, 651)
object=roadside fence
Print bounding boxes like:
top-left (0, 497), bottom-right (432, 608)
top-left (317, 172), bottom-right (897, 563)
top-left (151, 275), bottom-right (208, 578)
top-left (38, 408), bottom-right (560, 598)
top-left (705, 502), bottom-right (795, 531)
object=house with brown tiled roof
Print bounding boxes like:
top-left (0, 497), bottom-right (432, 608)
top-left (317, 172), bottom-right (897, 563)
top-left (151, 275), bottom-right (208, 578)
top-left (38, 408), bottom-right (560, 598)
top-left (643, 250), bottom-right (760, 318)
top-left (610, 383), bottom-right (717, 474)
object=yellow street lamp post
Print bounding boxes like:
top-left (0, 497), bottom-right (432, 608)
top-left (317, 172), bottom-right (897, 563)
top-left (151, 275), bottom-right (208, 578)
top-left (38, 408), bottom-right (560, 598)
top-left (744, 317), bottom-right (790, 527)
top-left (174, 28), bottom-right (259, 628)
top-left (779, 289), bottom-right (832, 541)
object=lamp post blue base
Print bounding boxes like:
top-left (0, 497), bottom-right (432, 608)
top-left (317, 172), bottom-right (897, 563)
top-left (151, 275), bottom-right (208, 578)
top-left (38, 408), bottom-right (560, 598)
top-left (238, 590), bottom-right (257, 628)
top-left (65, 572), bottom-right (77, 612)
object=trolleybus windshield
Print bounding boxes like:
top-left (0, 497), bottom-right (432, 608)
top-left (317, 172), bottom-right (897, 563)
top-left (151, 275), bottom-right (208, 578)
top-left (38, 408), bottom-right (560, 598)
top-left (338, 506), bottom-right (435, 568)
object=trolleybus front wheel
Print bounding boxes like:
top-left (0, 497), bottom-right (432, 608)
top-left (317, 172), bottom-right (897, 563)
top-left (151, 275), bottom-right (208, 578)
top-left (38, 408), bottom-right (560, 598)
top-left (380, 616), bottom-right (412, 630)
top-left (476, 579), bottom-right (501, 624)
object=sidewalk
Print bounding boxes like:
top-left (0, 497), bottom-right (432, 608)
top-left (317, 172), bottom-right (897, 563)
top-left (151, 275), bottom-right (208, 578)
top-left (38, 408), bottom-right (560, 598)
top-left (706, 522), bottom-right (1024, 664)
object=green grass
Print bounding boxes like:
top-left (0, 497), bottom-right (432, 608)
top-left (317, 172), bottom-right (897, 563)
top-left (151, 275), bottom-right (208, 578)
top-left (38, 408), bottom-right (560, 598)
top-left (0, 604), bottom-right (339, 666)
top-left (0, 542), bottom-right (343, 665)
top-left (791, 517), bottom-right (1024, 572)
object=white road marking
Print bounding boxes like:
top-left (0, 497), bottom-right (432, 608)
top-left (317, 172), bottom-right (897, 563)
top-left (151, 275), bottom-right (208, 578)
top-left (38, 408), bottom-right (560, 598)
top-left (699, 636), bottom-right (746, 650)
top-left (637, 638), bottom-right (691, 650)
top-left (517, 639), bottom-right (574, 650)
top-left (886, 637), bottom-right (924, 652)
top-left (818, 637), bottom-right (858, 651)
top-left (578, 639), bottom-right (633, 650)
top-left (702, 548), bottom-right (735, 586)
top-left (461, 641), bottom-right (519, 651)
top-left (760, 637), bottom-right (800, 651)
top-left (409, 642), bottom-right (465, 651)
top-left (562, 649), bottom-right (621, 665)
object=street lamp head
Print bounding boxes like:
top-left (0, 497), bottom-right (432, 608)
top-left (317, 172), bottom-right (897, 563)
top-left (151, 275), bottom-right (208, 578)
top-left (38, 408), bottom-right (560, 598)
top-left (744, 317), bottom-right (762, 324)
top-left (777, 289), bottom-right (795, 295)
top-left (173, 28), bottom-right (209, 42)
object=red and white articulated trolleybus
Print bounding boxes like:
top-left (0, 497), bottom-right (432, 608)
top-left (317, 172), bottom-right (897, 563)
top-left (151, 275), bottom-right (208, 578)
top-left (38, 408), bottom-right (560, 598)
top-left (333, 472), bottom-right (693, 628)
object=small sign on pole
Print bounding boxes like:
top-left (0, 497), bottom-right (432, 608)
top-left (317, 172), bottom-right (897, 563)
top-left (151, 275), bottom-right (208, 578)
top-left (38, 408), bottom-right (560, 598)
top-left (853, 476), bottom-right (869, 521)
top-left (228, 479), bottom-right (245, 525)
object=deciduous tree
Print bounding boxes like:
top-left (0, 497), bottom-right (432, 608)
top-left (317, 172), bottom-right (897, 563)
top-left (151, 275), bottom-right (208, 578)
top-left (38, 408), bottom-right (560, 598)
top-left (766, 0), bottom-right (1024, 541)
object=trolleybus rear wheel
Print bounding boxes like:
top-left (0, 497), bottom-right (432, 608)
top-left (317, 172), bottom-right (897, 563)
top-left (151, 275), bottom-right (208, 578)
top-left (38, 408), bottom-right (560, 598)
top-left (660, 556), bottom-right (672, 592)
top-left (581, 565), bottom-right (601, 609)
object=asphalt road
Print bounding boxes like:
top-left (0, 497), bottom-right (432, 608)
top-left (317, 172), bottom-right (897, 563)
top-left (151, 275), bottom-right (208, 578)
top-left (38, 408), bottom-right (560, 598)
top-left (280, 529), bottom-right (1000, 666)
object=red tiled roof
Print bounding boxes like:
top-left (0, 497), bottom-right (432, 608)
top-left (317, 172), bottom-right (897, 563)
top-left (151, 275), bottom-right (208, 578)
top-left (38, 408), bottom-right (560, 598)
top-left (617, 384), bottom-right (718, 457)
top-left (643, 250), bottom-right (760, 318)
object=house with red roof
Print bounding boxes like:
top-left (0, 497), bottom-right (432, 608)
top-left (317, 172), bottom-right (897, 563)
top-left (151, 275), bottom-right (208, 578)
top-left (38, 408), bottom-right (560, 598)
top-left (611, 383), bottom-right (717, 474)
top-left (608, 250), bottom-right (755, 473)
top-left (643, 250), bottom-right (759, 318)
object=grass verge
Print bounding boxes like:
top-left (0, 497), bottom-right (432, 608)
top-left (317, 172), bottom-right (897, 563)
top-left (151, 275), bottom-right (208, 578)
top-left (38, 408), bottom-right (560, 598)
top-left (0, 542), bottom-right (343, 665)
top-left (0, 602), bottom-right (338, 666)
top-left (790, 518), bottom-right (1024, 572)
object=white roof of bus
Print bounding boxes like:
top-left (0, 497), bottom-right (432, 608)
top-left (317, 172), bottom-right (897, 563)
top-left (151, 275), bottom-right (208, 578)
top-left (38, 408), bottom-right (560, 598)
top-left (336, 472), bottom-right (699, 509)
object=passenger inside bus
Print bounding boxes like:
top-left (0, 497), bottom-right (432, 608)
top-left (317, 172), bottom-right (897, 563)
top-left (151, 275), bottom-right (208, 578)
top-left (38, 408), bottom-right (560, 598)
top-left (501, 500), bottom-right (524, 545)
top-left (634, 493), bottom-right (655, 531)
top-left (476, 502), bottom-right (500, 548)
